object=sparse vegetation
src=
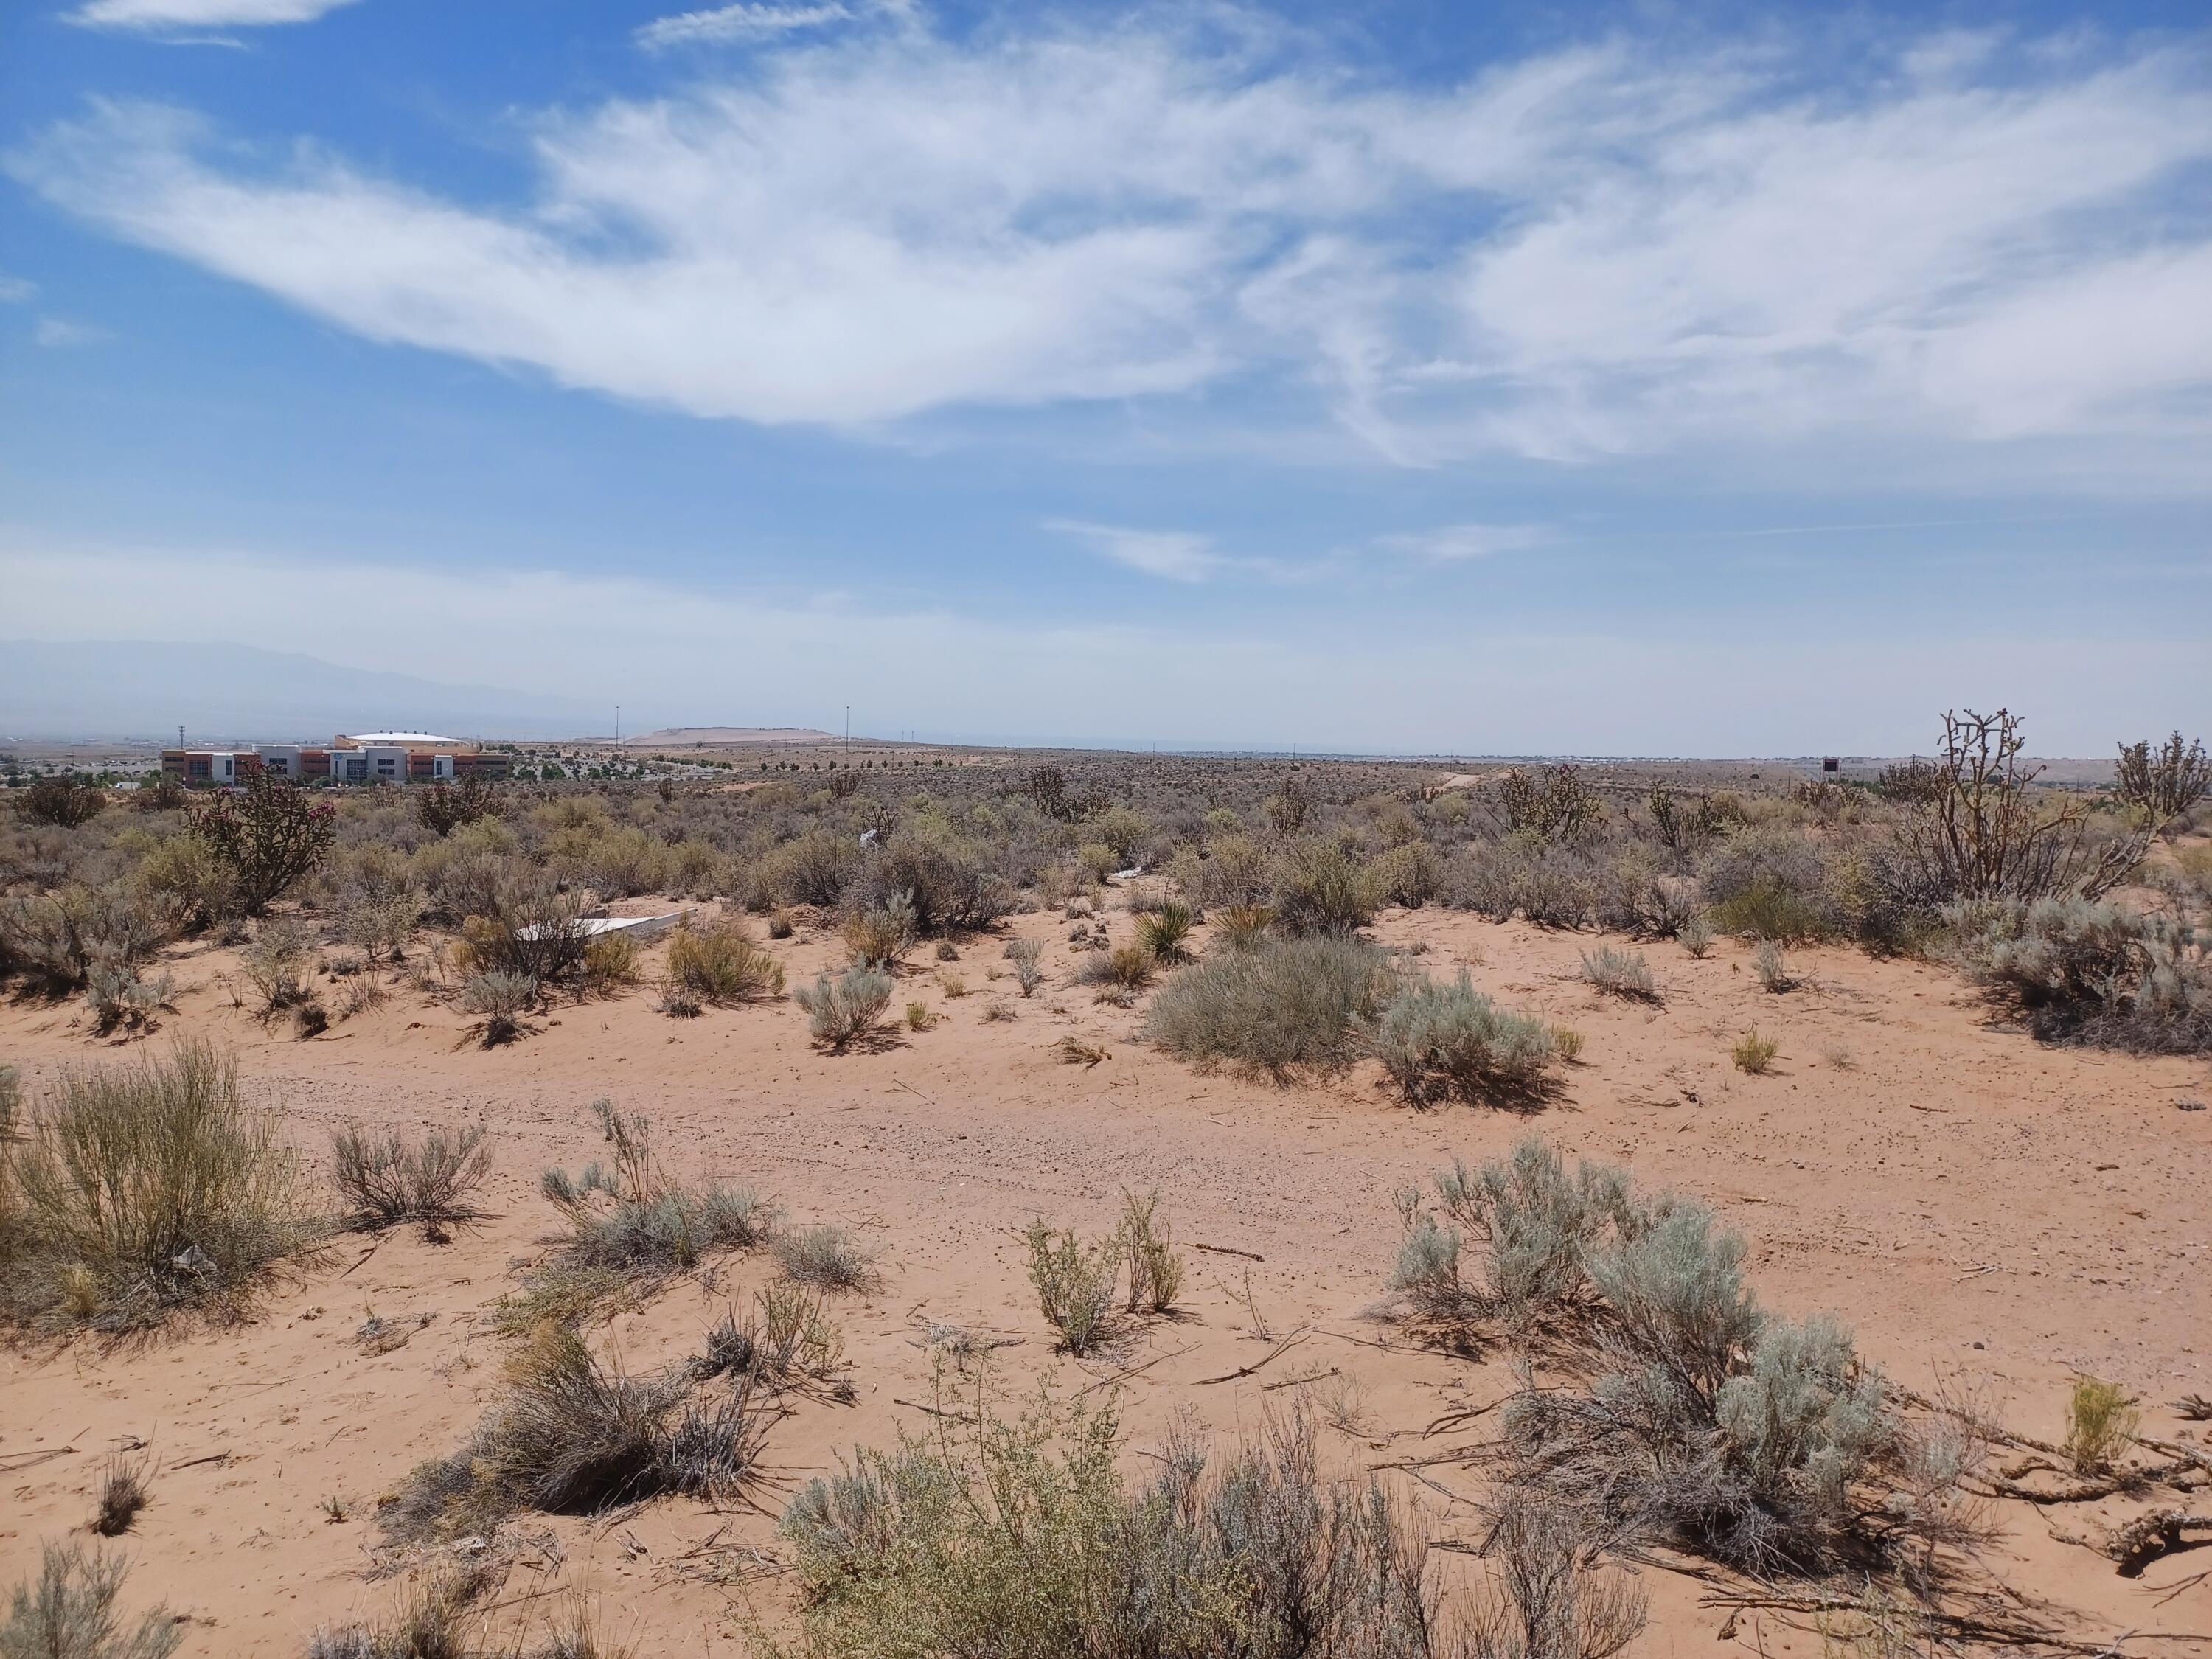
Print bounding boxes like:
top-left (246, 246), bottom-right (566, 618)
top-left (1073, 940), bottom-right (1155, 1004)
top-left (1752, 939), bottom-right (1794, 992)
top-left (1116, 1187), bottom-right (1183, 1314)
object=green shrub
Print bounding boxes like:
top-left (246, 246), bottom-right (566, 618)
top-left (1370, 972), bottom-right (1557, 1107)
top-left (843, 890), bottom-right (918, 968)
top-left (1273, 840), bottom-right (1380, 936)
top-left (667, 919), bottom-right (785, 1002)
top-left (779, 1394), bottom-right (1432, 1659)
top-left (0, 888), bottom-right (179, 994)
top-left (1134, 900), bottom-right (1197, 964)
top-left (1142, 935), bottom-right (1387, 1080)
top-left (1023, 1220), bottom-right (1116, 1354)
top-left (2064, 1377), bottom-right (2138, 1472)
top-left (1005, 936), bottom-right (1046, 997)
top-left (1116, 1189), bottom-right (1183, 1313)
top-left (461, 970), bottom-right (538, 1045)
top-left (794, 966), bottom-right (895, 1050)
top-left (523, 1101), bottom-right (777, 1316)
top-left (0, 1041), bottom-right (321, 1330)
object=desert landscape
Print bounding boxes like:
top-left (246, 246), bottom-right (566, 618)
top-left (2, 725), bottom-right (2209, 1659)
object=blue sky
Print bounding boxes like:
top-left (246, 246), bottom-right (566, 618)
top-left (2, 0), bottom-right (2208, 753)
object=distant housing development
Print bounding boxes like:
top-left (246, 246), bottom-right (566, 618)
top-left (161, 732), bottom-right (512, 787)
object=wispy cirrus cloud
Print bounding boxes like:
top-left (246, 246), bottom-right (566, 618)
top-left (636, 3), bottom-right (852, 52)
top-left (1374, 524), bottom-right (1551, 563)
top-left (11, 18), bottom-right (2211, 487)
top-left (34, 317), bottom-right (111, 347)
top-left (1048, 520), bottom-right (1226, 583)
top-left (0, 276), bottom-right (36, 305)
top-left (68, 0), bottom-right (358, 29)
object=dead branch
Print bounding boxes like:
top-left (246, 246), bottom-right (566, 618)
top-left (1195, 1328), bottom-right (1310, 1385)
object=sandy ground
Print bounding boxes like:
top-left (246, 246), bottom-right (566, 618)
top-left (2, 900), bottom-right (2208, 1657)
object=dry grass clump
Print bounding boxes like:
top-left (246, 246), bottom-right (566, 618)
top-left (1391, 1138), bottom-right (1980, 1577)
top-left (773, 1223), bottom-right (881, 1293)
top-left (1073, 940), bottom-right (1155, 1004)
top-left (1371, 972), bottom-right (1557, 1108)
top-left (1004, 936), bottom-right (1046, 996)
top-left (2064, 1377), bottom-right (2138, 1473)
top-left (779, 1397), bottom-right (1441, 1659)
top-left (794, 966), bottom-right (895, 1050)
top-left (380, 1323), bottom-right (768, 1546)
top-left (1116, 1187), bottom-right (1183, 1314)
top-left (0, 1041), bottom-right (322, 1331)
top-left (0, 1541), bottom-right (178, 1659)
top-left (1577, 946), bottom-right (1657, 1002)
top-left (330, 1121), bottom-right (493, 1239)
top-left (666, 919), bottom-right (785, 1004)
top-left (91, 1453), bottom-right (154, 1537)
top-left (1731, 1030), bottom-right (1780, 1074)
top-left (1143, 934), bottom-right (1387, 1081)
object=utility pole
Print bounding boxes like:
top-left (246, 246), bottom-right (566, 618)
top-left (616, 706), bottom-right (621, 744)
top-left (845, 705), bottom-right (851, 742)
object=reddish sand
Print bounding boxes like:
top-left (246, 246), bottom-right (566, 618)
top-left (2, 900), bottom-right (2208, 1656)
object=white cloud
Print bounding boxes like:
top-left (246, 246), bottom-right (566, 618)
top-left (4, 535), bottom-right (2202, 754)
top-left (1374, 524), bottom-right (1550, 562)
top-left (1047, 519), bottom-right (1225, 582)
top-left (69, 0), bottom-right (358, 28)
top-left (10, 22), bottom-right (2212, 479)
top-left (34, 316), bottom-right (110, 347)
top-left (0, 276), bottom-right (35, 304)
top-left (637, 3), bottom-right (851, 52)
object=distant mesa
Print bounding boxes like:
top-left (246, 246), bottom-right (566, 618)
top-left (623, 726), bottom-right (839, 747)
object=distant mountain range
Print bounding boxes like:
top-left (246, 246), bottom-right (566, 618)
top-left (0, 641), bottom-right (606, 743)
